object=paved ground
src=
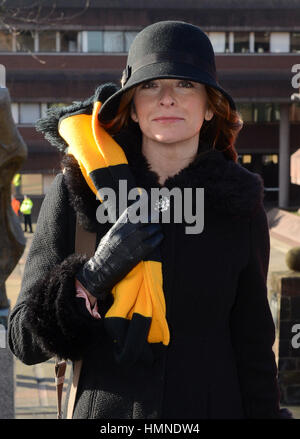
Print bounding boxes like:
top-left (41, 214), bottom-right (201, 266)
top-left (5, 220), bottom-right (300, 419)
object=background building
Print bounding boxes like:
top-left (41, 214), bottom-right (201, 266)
top-left (2, 0), bottom-right (300, 217)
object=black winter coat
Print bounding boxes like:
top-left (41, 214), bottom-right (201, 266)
top-left (8, 128), bottom-right (282, 419)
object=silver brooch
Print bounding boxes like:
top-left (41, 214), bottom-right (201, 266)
top-left (154, 196), bottom-right (170, 212)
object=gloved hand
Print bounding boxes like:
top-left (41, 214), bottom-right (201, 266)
top-left (76, 199), bottom-right (163, 299)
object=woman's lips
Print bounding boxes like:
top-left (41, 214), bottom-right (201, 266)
top-left (153, 117), bottom-right (184, 123)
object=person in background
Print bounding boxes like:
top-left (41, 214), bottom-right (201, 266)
top-left (12, 173), bottom-right (21, 197)
top-left (11, 195), bottom-right (20, 217)
top-left (20, 194), bottom-right (33, 233)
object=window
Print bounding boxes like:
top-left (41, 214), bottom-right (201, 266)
top-left (0, 30), bottom-right (12, 51)
top-left (85, 31), bottom-right (103, 52)
top-left (253, 103), bottom-right (273, 122)
top-left (242, 155), bottom-right (252, 164)
top-left (224, 32), bottom-right (231, 53)
top-left (39, 31), bottom-right (57, 52)
top-left (21, 174), bottom-right (43, 195)
top-left (103, 31), bottom-right (123, 52)
top-left (124, 31), bottom-right (138, 52)
top-left (270, 32), bottom-right (290, 53)
top-left (60, 31), bottom-right (78, 52)
top-left (237, 103), bottom-right (252, 122)
top-left (208, 32), bottom-right (226, 53)
top-left (234, 32), bottom-right (250, 53)
top-left (261, 155), bottom-right (278, 189)
top-left (240, 154), bottom-right (252, 171)
top-left (19, 103), bottom-right (40, 124)
top-left (263, 154), bottom-right (278, 165)
top-left (13, 103), bottom-right (72, 124)
top-left (16, 30), bottom-right (35, 52)
top-left (254, 32), bottom-right (270, 53)
top-left (271, 103), bottom-right (281, 121)
top-left (291, 33), bottom-right (300, 53)
top-left (253, 103), bottom-right (280, 122)
top-left (80, 30), bottom-right (141, 53)
top-left (11, 103), bottom-right (19, 124)
top-left (237, 103), bottom-right (280, 123)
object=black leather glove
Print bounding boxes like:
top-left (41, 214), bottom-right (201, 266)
top-left (76, 200), bottom-right (163, 299)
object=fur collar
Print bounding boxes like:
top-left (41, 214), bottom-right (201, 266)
top-left (61, 124), bottom-right (264, 232)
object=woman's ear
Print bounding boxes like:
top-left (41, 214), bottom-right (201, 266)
top-left (204, 107), bottom-right (214, 122)
top-left (130, 100), bottom-right (138, 122)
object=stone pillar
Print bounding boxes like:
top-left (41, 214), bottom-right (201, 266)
top-left (269, 271), bottom-right (300, 404)
top-left (278, 104), bottom-right (290, 209)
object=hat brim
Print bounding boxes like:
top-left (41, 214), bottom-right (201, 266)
top-left (98, 61), bottom-right (236, 123)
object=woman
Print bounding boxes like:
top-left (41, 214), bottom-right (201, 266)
top-left (8, 21), bottom-right (289, 419)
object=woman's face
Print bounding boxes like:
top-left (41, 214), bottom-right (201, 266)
top-left (130, 78), bottom-right (213, 145)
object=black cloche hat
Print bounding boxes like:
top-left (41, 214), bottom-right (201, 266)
top-left (98, 20), bottom-right (236, 123)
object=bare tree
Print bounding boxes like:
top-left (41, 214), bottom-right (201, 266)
top-left (0, 0), bottom-right (90, 30)
top-left (0, 0), bottom-right (90, 62)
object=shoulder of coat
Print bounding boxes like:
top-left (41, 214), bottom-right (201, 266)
top-left (60, 154), bottom-right (99, 232)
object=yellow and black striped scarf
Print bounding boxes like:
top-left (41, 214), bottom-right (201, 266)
top-left (58, 98), bottom-right (169, 367)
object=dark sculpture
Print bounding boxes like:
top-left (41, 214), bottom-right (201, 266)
top-left (0, 86), bottom-right (27, 309)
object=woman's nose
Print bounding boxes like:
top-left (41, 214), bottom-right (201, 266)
top-left (159, 86), bottom-right (175, 106)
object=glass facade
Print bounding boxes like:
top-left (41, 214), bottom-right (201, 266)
top-left (60, 31), bottom-right (78, 52)
top-left (86, 31), bottom-right (103, 52)
top-left (39, 31), bottom-right (56, 52)
top-left (208, 32), bottom-right (226, 53)
top-left (237, 103), bottom-right (280, 122)
top-left (237, 103), bottom-right (252, 122)
top-left (0, 29), bottom-right (299, 53)
top-left (291, 32), bottom-right (300, 53)
top-left (254, 32), bottom-right (270, 52)
top-left (234, 32), bottom-right (250, 53)
top-left (0, 31), bottom-right (12, 51)
top-left (103, 31), bottom-right (123, 52)
top-left (253, 103), bottom-right (280, 122)
top-left (84, 30), bottom-right (137, 52)
top-left (19, 103), bottom-right (40, 124)
top-left (125, 31), bottom-right (138, 51)
top-left (16, 30), bottom-right (35, 52)
top-left (270, 32), bottom-right (290, 52)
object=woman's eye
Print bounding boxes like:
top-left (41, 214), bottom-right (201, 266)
top-left (140, 80), bottom-right (193, 89)
top-left (179, 80), bottom-right (193, 88)
top-left (141, 81), bottom-right (155, 89)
